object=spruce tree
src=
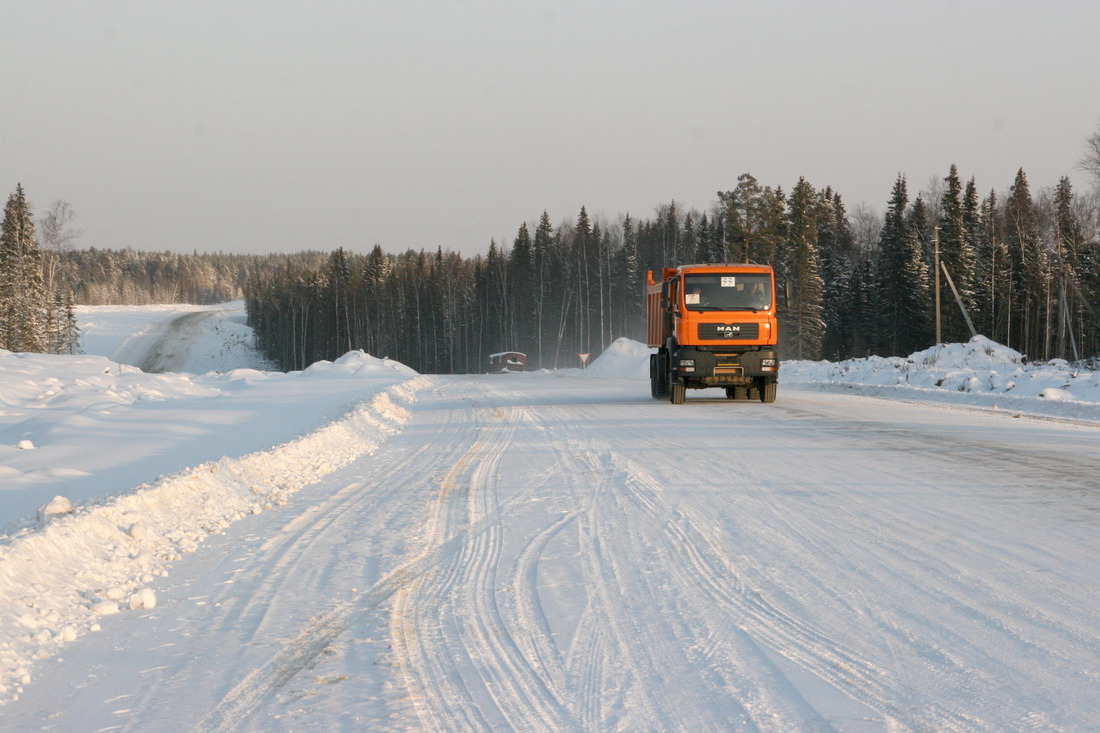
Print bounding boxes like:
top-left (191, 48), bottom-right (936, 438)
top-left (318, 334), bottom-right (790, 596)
top-left (848, 248), bottom-right (878, 357)
top-left (482, 239), bottom-right (508, 356)
top-left (532, 211), bottom-right (554, 368)
top-left (961, 178), bottom-right (987, 337)
top-left (323, 248), bottom-right (353, 354)
top-left (874, 176), bottom-right (931, 355)
top-left (691, 213), bottom-right (710, 263)
top-left (0, 184), bottom-right (47, 352)
top-left (571, 206), bottom-right (595, 356)
top-left (680, 211), bottom-right (697, 265)
top-left (976, 190), bottom-right (1010, 343)
top-left (1051, 177), bottom-right (1095, 359)
top-left (782, 178), bottom-right (826, 360)
top-left (937, 164), bottom-right (978, 342)
top-left (757, 186), bottom-right (788, 272)
top-left (817, 189), bottom-right (857, 359)
top-left (509, 222), bottom-right (535, 359)
top-left (908, 195), bottom-right (934, 271)
top-left (1003, 169), bottom-right (1047, 357)
top-left (615, 213), bottom-right (644, 339)
top-left (60, 286), bottom-right (81, 355)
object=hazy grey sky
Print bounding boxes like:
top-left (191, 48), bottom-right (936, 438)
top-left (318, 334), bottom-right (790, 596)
top-left (4, 1), bottom-right (1099, 257)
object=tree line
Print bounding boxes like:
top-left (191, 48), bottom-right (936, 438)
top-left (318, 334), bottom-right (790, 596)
top-left (5, 152), bottom-right (1099, 371)
top-left (245, 165), bottom-right (1100, 373)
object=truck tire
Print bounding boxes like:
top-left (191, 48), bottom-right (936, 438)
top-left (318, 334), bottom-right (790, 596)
top-left (655, 352), bottom-right (670, 398)
top-left (759, 380), bottom-right (777, 403)
top-left (670, 382), bottom-right (686, 404)
top-left (726, 386), bottom-right (748, 400)
top-left (650, 355), bottom-right (662, 398)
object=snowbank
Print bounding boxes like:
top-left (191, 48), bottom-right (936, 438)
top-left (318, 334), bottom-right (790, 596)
top-left (0, 355), bottom-right (426, 701)
top-left (784, 336), bottom-right (1100, 423)
top-left (580, 337), bottom-right (653, 380)
top-left (0, 301), bottom-right (428, 702)
top-left (583, 335), bottom-right (1100, 423)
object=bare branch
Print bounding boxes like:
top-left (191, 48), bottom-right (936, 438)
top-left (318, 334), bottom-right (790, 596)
top-left (1079, 122), bottom-right (1100, 191)
top-left (37, 200), bottom-right (82, 252)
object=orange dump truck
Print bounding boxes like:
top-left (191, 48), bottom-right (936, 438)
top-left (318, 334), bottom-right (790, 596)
top-left (647, 263), bottom-right (779, 403)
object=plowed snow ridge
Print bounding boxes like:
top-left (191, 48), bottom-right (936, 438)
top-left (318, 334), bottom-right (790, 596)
top-left (0, 376), bottom-right (427, 698)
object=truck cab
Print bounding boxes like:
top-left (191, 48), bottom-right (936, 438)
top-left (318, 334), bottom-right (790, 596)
top-left (647, 264), bottom-right (779, 404)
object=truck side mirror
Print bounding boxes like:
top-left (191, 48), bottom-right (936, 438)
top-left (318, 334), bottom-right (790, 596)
top-left (662, 281), bottom-right (676, 312)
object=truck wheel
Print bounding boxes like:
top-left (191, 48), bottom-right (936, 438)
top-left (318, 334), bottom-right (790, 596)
top-left (759, 380), bottom-right (777, 403)
top-left (670, 382), bottom-right (686, 404)
top-left (651, 353), bottom-right (670, 398)
top-left (656, 353), bottom-right (670, 397)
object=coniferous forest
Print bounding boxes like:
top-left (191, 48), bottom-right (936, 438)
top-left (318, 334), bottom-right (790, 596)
top-left (4, 160), bottom-right (1100, 373)
top-left (244, 167), bottom-right (1100, 373)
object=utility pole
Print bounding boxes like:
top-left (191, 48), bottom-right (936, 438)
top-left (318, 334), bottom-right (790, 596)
top-left (1054, 219), bottom-right (1065, 360)
top-left (934, 227), bottom-right (942, 344)
top-left (940, 261), bottom-right (978, 340)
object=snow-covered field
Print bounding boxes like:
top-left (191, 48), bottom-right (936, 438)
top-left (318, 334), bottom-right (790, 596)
top-left (2, 303), bottom-right (1099, 730)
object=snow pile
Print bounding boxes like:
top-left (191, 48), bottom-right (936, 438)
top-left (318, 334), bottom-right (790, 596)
top-left (0, 302), bottom-right (427, 702)
top-left (0, 361), bottom-right (426, 701)
top-left (581, 337), bottom-right (652, 380)
top-left (784, 335), bottom-right (1100, 422)
top-left (584, 335), bottom-right (1100, 422)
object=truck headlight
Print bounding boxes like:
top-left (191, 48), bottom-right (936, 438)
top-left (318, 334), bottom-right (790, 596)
top-left (762, 358), bottom-right (776, 366)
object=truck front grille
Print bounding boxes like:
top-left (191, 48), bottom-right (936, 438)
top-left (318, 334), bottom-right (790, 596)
top-left (698, 323), bottom-right (759, 340)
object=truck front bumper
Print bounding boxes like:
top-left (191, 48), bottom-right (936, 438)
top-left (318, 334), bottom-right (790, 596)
top-left (670, 345), bottom-right (779, 386)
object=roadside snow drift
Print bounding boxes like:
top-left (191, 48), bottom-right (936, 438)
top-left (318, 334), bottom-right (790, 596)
top-left (0, 369), bottom-right (423, 699)
top-left (782, 335), bottom-right (1100, 422)
top-left (0, 304), bottom-right (425, 702)
top-left (585, 335), bottom-right (1100, 423)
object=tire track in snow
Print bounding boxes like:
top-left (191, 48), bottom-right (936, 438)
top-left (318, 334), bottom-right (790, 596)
top-left (661, 397), bottom-right (1100, 730)
top-left (594, 407), bottom-right (1082, 726)
top-left (738, 454), bottom-right (1096, 730)
top-left (187, 377), bottom-right (1100, 731)
top-left (555, 440), bottom-right (764, 730)
top-left (592, 441), bottom-right (922, 727)
top-left (193, 380), bottom-right (484, 732)
top-left (110, 310), bottom-right (213, 373)
top-left (619, 460), bottom-right (890, 725)
top-left (388, 391), bottom-right (576, 731)
top-left (509, 509), bottom-right (581, 703)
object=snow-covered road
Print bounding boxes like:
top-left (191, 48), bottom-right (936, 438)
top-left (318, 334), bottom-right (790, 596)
top-left (9, 373), bottom-right (1099, 731)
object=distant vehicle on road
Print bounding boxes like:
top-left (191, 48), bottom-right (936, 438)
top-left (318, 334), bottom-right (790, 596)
top-left (488, 352), bottom-right (527, 373)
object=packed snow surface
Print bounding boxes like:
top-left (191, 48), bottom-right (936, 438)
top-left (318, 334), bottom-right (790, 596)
top-left (1, 307), bottom-right (1098, 731)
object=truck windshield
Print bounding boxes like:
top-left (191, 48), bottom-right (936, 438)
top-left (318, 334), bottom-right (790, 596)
top-left (683, 273), bottom-right (771, 312)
